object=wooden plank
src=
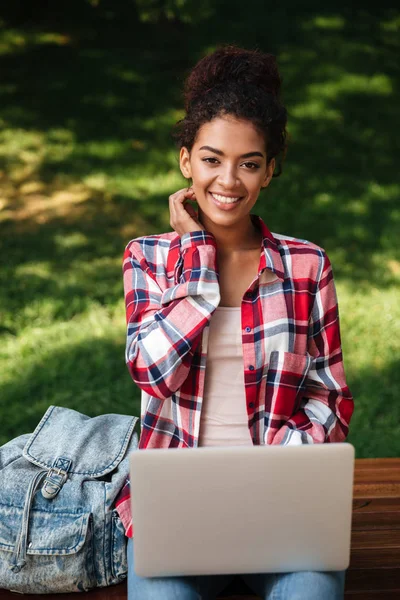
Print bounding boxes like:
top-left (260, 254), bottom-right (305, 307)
top-left (345, 568), bottom-right (400, 591)
top-left (354, 469), bottom-right (400, 484)
top-left (0, 588), bottom-right (260, 600)
top-left (355, 457), bottom-right (400, 471)
top-left (0, 585), bottom-right (127, 600)
top-left (352, 498), bottom-right (400, 529)
top-left (352, 528), bottom-right (400, 549)
top-left (353, 483), bottom-right (400, 498)
top-left (353, 497), bottom-right (400, 512)
top-left (349, 546), bottom-right (400, 569)
top-left (352, 511), bottom-right (400, 529)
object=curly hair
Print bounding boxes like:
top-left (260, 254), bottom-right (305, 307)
top-left (172, 45), bottom-right (288, 176)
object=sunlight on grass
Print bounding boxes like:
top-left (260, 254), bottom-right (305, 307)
top-left (380, 14), bottom-right (400, 32)
top-left (0, 29), bottom-right (70, 55)
top-left (1, 301), bottom-right (125, 369)
top-left (344, 199), bottom-right (368, 216)
top-left (290, 100), bottom-right (342, 121)
top-left (102, 168), bottom-right (183, 199)
top-left (142, 108), bottom-right (184, 132)
top-left (0, 29), bottom-right (27, 55)
top-left (53, 232), bottom-right (89, 249)
top-left (314, 193), bottom-right (333, 206)
top-left (106, 65), bottom-right (144, 83)
top-left (290, 73), bottom-right (393, 125)
top-left (312, 16), bottom-right (345, 30)
top-left (0, 129), bottom-right (44, 161)
top-left (135, 0), bottom-right (214, 24)
top-left (84, 173), bottom-right (108, 191)
top-left (339, 284), bottom-right (400, 368)
top-left (0, 128), bottom-right (75, 178)
top-left (338, 283), bottom-right (400, 456)
top-left (309, 73), bottom-right (393, 98)
top-left (367, 182), bottom-right (399, 201)
top-left (15, 261), bottom-right (52, 278)
top-left (79, 139), bottom-right (131, 159)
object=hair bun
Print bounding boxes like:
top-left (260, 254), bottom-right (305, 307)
top-left (184, 45), bottom-right (282, 112)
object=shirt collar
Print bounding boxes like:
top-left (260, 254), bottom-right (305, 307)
top-left (251, 214), bottom-right (285, 280)
top-left (170, 214), bottom-right (285, 281)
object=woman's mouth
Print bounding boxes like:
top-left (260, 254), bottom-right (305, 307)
top-left (209, 192), bottom-right (244, 210)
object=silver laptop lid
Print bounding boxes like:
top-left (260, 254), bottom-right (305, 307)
top-left (130, 443), bottom-right (355, 577)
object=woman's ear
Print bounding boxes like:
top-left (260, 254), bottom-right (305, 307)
top-left (180, 147), bottom-right (192, 179)
top-left (262, 158), bottom-right (275, 188)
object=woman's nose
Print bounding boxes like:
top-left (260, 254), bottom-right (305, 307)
top-left (218, 166), bottom-right (240, 189)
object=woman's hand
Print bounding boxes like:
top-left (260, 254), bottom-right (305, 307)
top-left (169, 187), bottom-right (205, 237)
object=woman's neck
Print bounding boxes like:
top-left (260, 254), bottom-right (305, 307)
top-left (199, 213), bottom-right (262, 255)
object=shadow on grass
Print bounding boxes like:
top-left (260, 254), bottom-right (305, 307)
top-left (1, 330), bottom-right (398, 460)
top-left (0, 334), bottom-right (141, 446)
top-left (0, 1), bottom-right (399, 448)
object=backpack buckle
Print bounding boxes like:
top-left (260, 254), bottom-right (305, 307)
top-left (41, 457), bottom-right (72, 499)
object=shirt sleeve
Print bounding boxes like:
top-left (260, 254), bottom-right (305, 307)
top-left (272, 252), bottom-right (354, 445)
top-left (123, 230), bottom-right (220, 400)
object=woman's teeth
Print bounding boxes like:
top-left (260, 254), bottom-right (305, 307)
top-left (211, 193), bottom-right (241, 204)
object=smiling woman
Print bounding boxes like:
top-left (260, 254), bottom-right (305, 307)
top-left (116, 45), bottom-right (353, 600)
top-left (179, 117), bottom-right (274, 235)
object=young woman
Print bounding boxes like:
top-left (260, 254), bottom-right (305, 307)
top-left (116, 45), bottom-right (354, 600)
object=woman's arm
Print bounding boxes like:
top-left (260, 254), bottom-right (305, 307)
top-left (272, 252), bottom-right (354, 445)
top-left (124, 230), bottom-right (220, 400)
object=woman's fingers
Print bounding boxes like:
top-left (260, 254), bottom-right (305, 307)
top-left (169, 188), bottom-right (193, 223)
top-left (169, 188), bottom-right (204, 236)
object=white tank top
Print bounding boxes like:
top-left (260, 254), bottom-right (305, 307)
top-left (198, 307), bottom-right (253, 447)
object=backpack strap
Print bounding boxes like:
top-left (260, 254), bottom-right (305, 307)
top-left (9, 469), bottom-right (47, 573)
top-left (41, 457), bottom-right (72, 499)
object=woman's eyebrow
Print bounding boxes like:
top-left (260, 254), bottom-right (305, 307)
top-left (198, 145), bottom-right (264, 159)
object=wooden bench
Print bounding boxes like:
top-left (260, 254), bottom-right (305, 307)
top-left (1, 458), bottom-right (399, 599)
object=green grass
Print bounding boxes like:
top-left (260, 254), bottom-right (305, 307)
top-left (0, 1), bottom-right (399, 456)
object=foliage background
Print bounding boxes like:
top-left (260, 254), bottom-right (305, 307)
top-left (0, 0), bottom-right (399, 456)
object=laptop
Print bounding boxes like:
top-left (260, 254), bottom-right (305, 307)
top-left (130, 443), bottom-right (355, 577)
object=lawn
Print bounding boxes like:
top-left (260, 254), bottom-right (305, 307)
top-left (0, 1), bottom-right (399, 456)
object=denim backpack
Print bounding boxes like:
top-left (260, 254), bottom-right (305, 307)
top-left (0, 405), bottom-right (138, 594)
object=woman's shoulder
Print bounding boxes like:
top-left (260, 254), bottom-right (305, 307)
top-left (270, 231), bottom-right (332, 282)
top-left (271, 231), bottom-right (326, 255)
top-left (125, 230), bottom-right (179, 255)
top-left (255, 215), bottom-right (327, 258)
top-left (126, 230), bottom-right (178, 245)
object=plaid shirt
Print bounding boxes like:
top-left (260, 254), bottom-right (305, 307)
top-left (115, 214), bottom-right (354, 536)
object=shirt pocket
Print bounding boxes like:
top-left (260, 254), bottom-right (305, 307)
top-left (265, 351), bottom-right (311, 422)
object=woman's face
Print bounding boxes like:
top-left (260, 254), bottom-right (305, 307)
top-left (180, 115), bottom-right (275, 228)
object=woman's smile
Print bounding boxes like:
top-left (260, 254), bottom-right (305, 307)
top-left (209, 191), bottom-right (244, 210)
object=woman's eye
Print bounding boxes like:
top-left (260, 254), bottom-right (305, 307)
top-left (243, 162), bottom-right (260, 170)
top-left (201, 158), bottom-right (260, 170)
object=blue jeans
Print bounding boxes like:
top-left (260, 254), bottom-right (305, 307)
top-left (127, 538), bottom-right (346, 599)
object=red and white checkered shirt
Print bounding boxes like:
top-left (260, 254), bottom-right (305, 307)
top-left (115, 214), bottom-right (354, 537)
